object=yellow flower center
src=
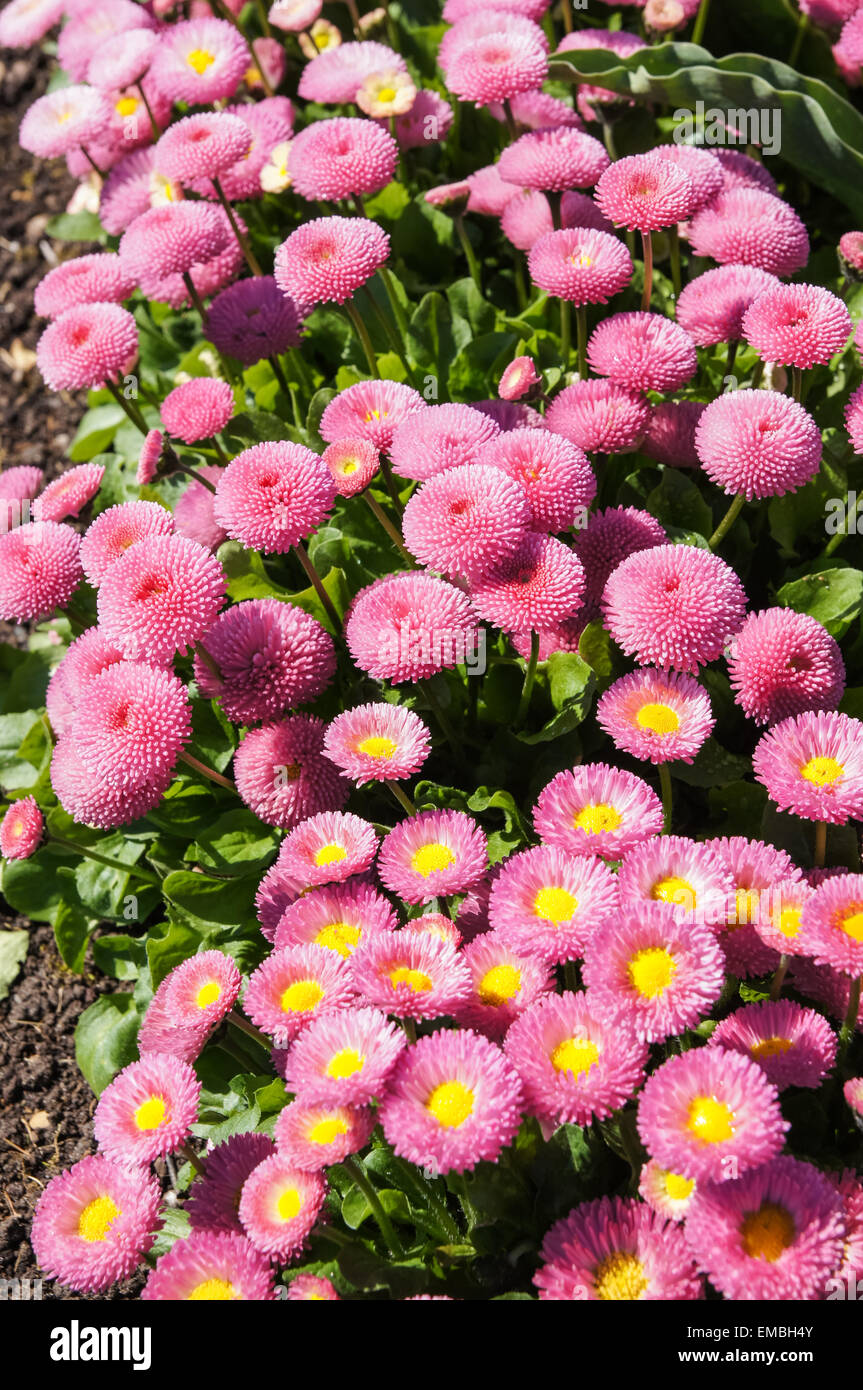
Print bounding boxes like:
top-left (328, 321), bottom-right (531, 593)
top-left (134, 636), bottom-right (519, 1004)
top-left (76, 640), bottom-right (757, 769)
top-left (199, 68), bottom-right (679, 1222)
top-left (840, 908), bottom-right (863, 942)
top-left (477, 963), bottom-right (521, 1006)
top-left (635, 702), bottom-right (680, 735)
top-left (651, 875), bottom-right (696, 910)
top-left (357, 735), bottom-right (397, 758)
top-left (734, 888), bottom-right (760, 925)
top-left (664, 1171), bottom-right (695, 1202)
top-left (196, 980), bottom-right (221, 1009)
top-left (277, 1188), bottom-right (302, 1222)
top-left (573, 802), bottom-right (622, 835)
top-left (551, 1037), bottom-right (599, 1077)
top-left (533, 886), bottom-right (577, 922)
top-left (750, 1036), bottom-right (793, 1060)
top-left (308, 1116), bottom-right (349, 1145)
top-left (77, 1195), bottom-right (120, 1243)
top-left (426, 1080), bottom-right (474, 1128)
top-left (314, 921), bottom-right (361, 957)
top-left (341, 458), bottom-right (359, 475)
top-left (388, 966), bottom-right (432, 993)
top-left (245, 65), bottom-right (262, 85)
top-left (363, 408), bottom-right (383, 422)
top-left (134, 1095), bottom-right (166, 1131)
top-left (326, 1047), bottom-right (365, 1079)
top-left (378, 86), bottom-right (396, 102)
top-left (687, 1096), bottom-right (735, 1144)
top-left (775, 905), bottom-right (801, 938)
top-left (740, 1202), bottom-right (795, 1262)
top-left (800, 756), bottom-right (844, 786)
top-left (115, 96), bottom-right (139, 118)
top-left (593, 1251), bottom-right (648, 1301)
top-left (568, 250), bottom-right (594, 269)
top-left (411, 842), bottom-right (455, 876)
top-left (628, 946), bottom-right (676, 999)
top-left (280, 979), bottom-right (324, 1013)
top-left (188, 1278), bottom-right (236, 1300)
top-left (314, 842), bottom-right (347, 867)
top-left (186, 47), bottom-right (215, 74)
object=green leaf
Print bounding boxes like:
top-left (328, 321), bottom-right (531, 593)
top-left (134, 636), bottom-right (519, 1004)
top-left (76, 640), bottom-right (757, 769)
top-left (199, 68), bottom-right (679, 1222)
top-left (45, 211), bottom-right (105, 243)
top-left (1, 848), bottom-right (77, 924)
top-left (189, 809), bottom-right (279, 876)
top-left (407, 291), bottom-right (460, 384)
top-left (146, 917), bottom-right (205, 990)
top-left (222, 410), bottom-right (294, 453)
top-left (546, 651), bottom-right (594, 713)
top-left (53, 901), bottom-right (96, 973)
top-left (92, 934), bottom-right (145, 982)
top-left (646, 468), bottom-right (712, 539)
top-left (162, 870), bottom-right (258, 932)
top-left (73, 833), bottom-right (159, 922)
top-left (0, 931), bottom-right (28, 1002)
top-left (67, 409), bottom-right (125, 461)
top-left (777, 567), bottom-right (863, 634)
top-left (75, 993), bottom-right (140, 1095)
top-left (448, 331), bottom-right (518, 401)
top-left (671, 739), bottom-right (753, 788)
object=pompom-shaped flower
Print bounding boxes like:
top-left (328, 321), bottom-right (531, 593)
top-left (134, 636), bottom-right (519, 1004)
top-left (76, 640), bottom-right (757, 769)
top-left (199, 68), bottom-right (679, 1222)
top-left (0, 796), bottom-right (43, 861)
top-left (489, 845), bottom-right (619, 965)
top-left (274, 879), bottom-right (397, 957)
top-left (708, 999), bottom-right (836, 1092)
top-left (456, 934), bottom-right (554, 1038)
top-left (280, 811), bottom-right (378, 889)
top-left (45, 629), bottom-right (125, 739)
top-left (97, 533), bottom-right (225, 665)
top-left (274, 216), bottom-right (390, 306)
top-left (726, 607), bottom-right (845, 725)
top-left (596, 152), bottom-right (696, 231)
top-left (31, 1155), bottom-right (160, 1294)
top-left (846, 382), bottom-right (863, 454)
top-left (161, 378), bottom-right (234, 446)
top-left (535, 1196), bottom-right (702, 1301)
top-left (288, 117), bottom-right (398, 201)
top-left (637, 1049), bottom-right (788, 1183)
top-left (298, 40), bottom-right (407, 104)
top-left (528, 227), bottom-right (633, 305)
top-left (80, 502), bottom-right (174, 588)
top-left (32, 463), bottom-right (104, 525)
top-left (689, 188), bottom-right (810, 277)
top-left (34, 254), bottom-right (136, 321)
top-left (0, 521), bottom-right (82, 623)
top-left (469, 533), bottom-right (585, 633)
top-left (799, 873), bottom-right (863, 977)
top-left (743, 281), bottom-right (852, 368)
top-left (93, 1054), bottom-right (201, 1167)
top-left (616, 835), bottom-right (733, 927)
top-left (213, 442), bottom-right (334, 554)
top-left (753, 710), bottom-right (863, 825)
top-left (0, 0), bottom-right (64, 48)
top-left (19, 84), bottom-right (111, 159)
top-left (378, 1028), bottom-right (523, 1174)
top-left (479, 429), bottom-right (595, 532)
top-left (350, 930), bottom-right (471, 1020)
top-left (587, 312), bottom-right (697, 392)
top-left (602, 544), bottom-right (747, 674)
top-left (499, 127), bottom-right (609, 192)
top-left (243, 944), bottom-right (355, 1045)
top-left (71, 661), bottom-right (191, 791)
top-left (402, 463), bottom-right (530, 579)
top-left (676, 263), bottom-right (780, 347)
top-left (273, 1101), bottom-right (374, 1171)
top-left (447, 30), bottom-right (548, 104)
top-left (86, 27), bottom-right (159, 90)
top-left (320, 379), bottom-right (426, 452)
top-left (234, 715), bottom-right (349, 830)
top-left (389, 402), bottom-right (499, 482)
top-left (204, 276), bottom-right (303, 368)
top-left (597, 668), bottom-right (714, 765)
top-left (642, 400), bottom-right (705, 469)
top-left (322, 439), bottom-right (379, 497)
top-left (119, 204), bottom-right (231, 294)
top-left (142, 1231), bottom-right (275, 1301)
top-left (505, 991), bottom-right (648, 1129)
top-left (155, 112), bottom-right (252, 187)
top-left (285, 1274), bottom-right (340, 1300)
top-left (37, 303), bottom-right (137, 392)
top-left (499, 355), bottom-right (542, 402)
top-left (282, 1006), bottom-right (406, 1106)
top-left (695, 389), bottom-right (822, 500)
top-left (323, 703), bottom-right (430, 786)
top-left (653, 142), bottom-right (723, 209)
top-left (534, 762), bottom-right (663, 860)
top-left (187, 1134), bottom-right (275, 1236)
top-left (377, 809), bottom-right (487, 905)
top-left (150, 17), bottom-right (250, 105)
top-left (545, 379), bottom-right (650, 456)
top-left (345, 572), bottom-right (479, 684)
top-left (238, 1156), bottom-right (326, 1261)
top-left (583, 904), bottom-right (726, 1044)
top-left (685, 1156), bottom-right (845, 1301)
top-left (194, 599), bottom-right (336, 725)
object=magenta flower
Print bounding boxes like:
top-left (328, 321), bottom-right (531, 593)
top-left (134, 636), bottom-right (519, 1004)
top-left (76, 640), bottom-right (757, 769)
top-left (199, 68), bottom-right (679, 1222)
top-left (456, 933), bottom-right (554, 1038)
top-left (642, 400), bottom-right (705, 469)
top-left (173, 468), bottom-right (227, 553)
top-left (489, 843), bottom-right (619, 965)
top-left (32, 463), bottom-right (104, 524)
top-left (799, 873), bottom-right (863, 977)
top-left (596, 151), bottom-right (697, 231)
top-left (243, 943), bottom-right (355, 1045)
top-left (142, 1231), bottom-right (275, 1301)
top-left (274, 216), bottom-right (390, 306)
top-left (389, 402), bottom-right (499, 481)
top-left (320, 379), bottom-right (426, 452)
top-left (402, 463), bottom-right (531, 578)
top-left (31, 1156), bottom-right (160, 1294)
top-left (97, 533), bottom-right (225, 665)
top-left (70, 660), bottom-right (190, 791)
top-left (281, 1006), bottom-right (407, 1107)
top-left (499, 355), bottom-right (542, 402)
top-left (274, 879), bottom-right (397, 956)
top-left (0, 521), bottom-right (82, 623)
top-left (234, 715), bottom-right (349, 830)
top-left (349, 930), bottom-right (471, 1020)
top-left (323, 702), bottom-right (431, 786)
top-left (616, 834), bottom-right (734, 925)
top-left (597, 668), bottom-right (714, 764)
top-left (535, 1196), bottom-right (702, 1301)
top-left (161, 379), bottom-right (234, 446)
top-left (93, 1054), bottom-right (201, 1167)
top-left (345, 571), bottom-right (479, 684)
top-left (187, 1134), bottom-right (275, 1236)
top-left (195, 598), bottom-right (335, 725)
top-left (545, 380), bottom-right (650, 456)
top-left (742, 281), bottom-right (853, 368)
top-left (676, 263), bottom-right (779, 346)
top-left (150, 17), bottom-right (250, 105)
top-left (709, 999), bottom-right (837, 1091)
top-left (205, 276), bottom-right (303, 367)
top-left (238, 1156), bottom-right (326, 1261)
top-left (323, 439), bottom-right (380, 496)
top-left (528, 227), bottom-right (633, 305)
top-left (469, 533), bottom-right (585, 632)
top-left (0, 796), bottom-right (43, 861)
top-left (34, 254), bottom-right (136, 320)
top-left (213, 441), bottom-right (334, 553)
top-left (533, 762), bottom-right (663, 860)
top-left (80, 502), bottom-right (174, 588)
top-left (298, 40), bottom-right (408, 104)
top-left (689, 188), bottom-right (810, 277)
top-left (155, 113), bottom-right (252, 185)
top-left (726, 607), bottom-right (845, 726)
top-left (447, 31), bottom-right (548, 104)
top-left (499, 127), bottom-right (609, 191)
top-left (37, 303), bottom-right (137, 392)
top-left (279, 810), bottom-right (378, 889)
top-left (587, 312), bottom-right (697, 392)
top-left (753, 710), bottom-right (863, 825)
top-left (288, 116), bottom-right (398, 201)
top-left (273, 1101), bottom-right (374, 1172)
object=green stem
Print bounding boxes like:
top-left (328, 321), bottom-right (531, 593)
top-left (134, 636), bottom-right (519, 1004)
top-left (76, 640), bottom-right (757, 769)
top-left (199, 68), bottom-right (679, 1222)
top-left (294, 540), bottom-right (342, 633)
top-left (563, 960), bottom-right (579, 992)
top-left (599, 112), bottom-right (618, 163)
top-left (401, 1017), bottom-right (417, 1044)
top-left (178, 749), bottom-right (235, 791)
top-left (708, 493), bottom-right (746, 550)
top-left (388, 782), bottom-right (417, 817)
top-left (171, 456), bottom-right (218, 493)
top-left (792, 365), bottom-right (803, 402)
top-left (838, 975), bottom-right (862, 1061)
top-left (659, 762), bottom-right (673, 835)
top-left (211, 176), bottom-right (263, 275)
top-left (182, 271), bottom-right (210, 324)
top-left (344, 299), bottom-right (380, 378)
top-left (560, 298), bottom-right (571, 369)
top-left (641, 230), bottom-right (654, 312)
top-left (104, 378), bottom-right (148, 435)
top-left (136, 82), bottom-right (160, 142)
top-left (576, 304), bottom-right (588, 380)
top-left (390, 1155), bottom-right (460, 1244)
top-left (825, 493), bottom-right (862, 556)
top-left (378, 266), bottom-right (410, 345)
top-left (364, 492), bottom-right (415, 566)
top-left (691, 0), bottom-right (711, 45)
top-left (342, 1156), bottom-right (404, 1257)
top-left (750, 359), bottom-right (765, 390)
top-left (501, 98), bottom-right (519, 141)
top-left (769, 954), bottom-right (789, 1002)
top-left (814, 819), bottom-right (827, 869)
top-left (455, 215), bottom-right (482, 292)
top-left (78, 145), bottom-right (105, 178)
top-left (49, 836), bottom-right (160, 885)
top-left (789, 11), bottom-right (808, 68)
top-left (668, 223), bottom-right (681, 300)
top-left (515, 630), bottom-right (540, 729)
top-left (726, 338), bottom-right (738, 382)
top-left (227, 1010), bottom-right (271, 1050)
top-left (379, 456), bottom-right (404, 518)
top-left (178, 1142), bottom-right (206, 1178)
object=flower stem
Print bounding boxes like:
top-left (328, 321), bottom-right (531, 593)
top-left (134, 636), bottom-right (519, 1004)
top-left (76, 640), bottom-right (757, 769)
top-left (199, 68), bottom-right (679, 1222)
top-left (560, 0), bottom-right (573, 33)
top-left (364, 492), bottom-right (415, 566)
top-left (792, 365), bottom-right (803, 402)
top-left (379, 456), bottom-right (404, 517)
top-left (838, 974), bottom-right (862, 1060)
top-left (454, 214), bottom-right (482, 293)
top-left (708, 493), bottom-right (745, 550)
top-left (576, 303), bottom-right (588, 380)
top-left (515, 630), bottom-right (540, 729)
top-left (789, 10), bottom-right (808, 67)
top-left (49, 836), bottom-right (160, 885)
top-left (691, 0), bottom-right (711, 45)
top-left (659, 762), bottom-right (673, 834)
top-left (178, 750), bottom-right (235, 791)
top-left (178, 1142), bottom-right (206, 1178)
top-left (501, 99), bottom-right (519, 141)
top-left (342, 1155), bottom-right (404, 1257)
top-left (136, 82), bottom-right (160, 141)
top-left (78, 145), bottom-right (105, 178)
top-left (344, 299), bottom-right (380, 378)
top-left (640, 229), bottom-right (654, 312)
top-left (294, 540), bottom-right (342, 633)
top-left (104, 378), bottom-right (148, 434)
top-left (388, 782), bottom-right (417, 817)
top-left (211, 176), bottom-right (263, 275)
top-left (560, 298), bottom-right (571, 368)
top-left (182, 271), bottom-right (210, 323)
top-left (390, 1154), bottom-right (461, 1243)
top-left (227, 1010), bottom-right (272, 1050)
top-left (377, 266), bottom-right (411, 347)
top-left (668, 223), bottom-right (682, 300)
top-left (814, 819), bottom-right (827, 869)
top-left (169, 454), bottom-right (218, 493)
top-left (769, 954), bottom-right (789, 1001)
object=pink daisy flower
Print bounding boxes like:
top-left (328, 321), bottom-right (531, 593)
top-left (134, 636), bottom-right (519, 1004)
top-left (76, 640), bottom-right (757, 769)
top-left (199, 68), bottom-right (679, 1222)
top-left (499, 355), bottom-right (542, 402)
top-left (472, 399), bottom-right (545, 432)
top-left (753, 710), bottom-right (863, 826)
top-left (234, 715), bottom-right (348, 830)
top-left (319, 379), bottom-right (426, 452)
top-left (0, 521), bottom-right (82, 623)
top-left (350, 930), bottom-right (471, 1021)
top-left (37, 303), bottom-right (138, 393)
top-left (846, 382), bottom-right (863, 454)
top-left (479, 429), bottom-right (595, 532)
top-left (155, 112), bottom-right (252, 186)
top-left (455, 933), bottom-right (554, 1038)
top-left (194, 599), bottom-right (335, 726)
top-left (273, 1100), bottom-right (374, 1171)
top-left (31, 1155), bottom-right (160, 1294)
top-left (637, 1049), bottom-right (788, 1183)
top-left (243, 944), bottom-right (355, 1046)
top-left (279, 811), bottom-right (378, 889)
top-left (545, 380), bottom-right (650, 456)
top-left (709, 999), bottom-right (837, 1091)
top-left (831, 1171), bottom-right (863, 1293)
top-left (0, 464), bottom-right (41, 528)
top-left (616, 835), bottom-right (733, 927)
top-left (0, 796), bottom-right (43, 861)
top-left (695, 388), bottom-right (822, 500)
top-left (281, 1005), bottom-right (406, 1106)
top-left (602, 544), bottom-right (747, 674)
top-left (238, 1156), bottom-right (326, 1261)
top-left (708, 835), bottom-right (797, 976)
top-left (468, 533), bottom-right (585, 633)
top-left (535, 1195), bottom-right (703, 1301)
top-left (489, 88), bottom-right (581, 132)
top-left (839, 229), bottom-right (863, 274)
top-left (845, 1078), bottom-right (863, 1122)
top-left (653, 143), bottom-right (723, 209)
top-left (528, 227), bottom-right (633, 305)
top-left (466, 163), bottom-right (521, 217)
top-left (800, 0), bottom-right (860, 21)
top-left (583, 904), bottom-right (726, 1043)
top-left (96, 533), bottom-right (225, 665)
top-left (119, 203), bottom-right (231, 293)
top-left (726, 607), bottom-right (845, 726)
top-left (80, 502), bottom-right (174, 588)
top-left (162, 950), bottom-right (243, 1036)
top-left (573, 507), bottom-right (665, 624)
top-left (345, 572), bottom-right (479, 684)
top-left (834, 7), bottom-right (863, 83)
top-left (377, 810), bottom-right (487, 905)
top-left (799, 873), bottom-right (863, 977)
top-left (323, 439), bottom-right (379, 497)
top-left (685, 1156), bottom-right (845, 1301)
top-left (86, 27), bottom-right (159, 90)
top-left (447, 31), bottom-right (548, 105)
top-left (298, 41), bottom-right (407, 104)
top-left (93, 1054), bottom-right (201, 1167)
top-left (287, 117), bottom-right (398, 202)
top-left (137, 429), bottom-right (164, 487)
top-left (32, 463), bottom-right (104, 524)
top-left (789, 957), bottom-right (863, 1035)
top-left (596, 152), bottom-right (697, 231)
top-left (323, 703), bottom-right (430, 786)
top-left (402, 463), bottom-right (530, 579)
top-left (378, 1028), bottom-right (523, 1174)
top-left (50, 737), bottom-right (168, 831)
top-left (638, 1160), bottom-right (697, 1223)
top-left (752, 877), bottom-right (814, 958)
top-left (34, 254), bottom-right (136, 320)
top-left (57, 1), bottom-right (154, 81)
top-left (439, 9), bottom-right (548, 72)
top-left (274, 879), bottom-right (397, 957)
top-left (713, 148), bottom-right (778, 194)
top-left (285, 1273), bottom-right (340, 1300)
top-left (389, 402), bottom-right (499, 482)
top-left (381, 88), bottom-right (453, 150)
top-left (676, 264), bottom-right (780, 346)
top-left (489, 845), bottom-right (619, 965)
top-left (0, 0), bottom-right (64, 48)
top-left (173, 468), bottom-right (227, 553)
top-left (204, 276), bottom-right (304, 368)
top-left (187, 1134), bottom-right (275, 1235)
top-left (404, 912), bottom-right (462, 950)
top-left (534, 762), bottom-right (664, 861)
top-left (256, 840), bottom-right (306, 941)
top-left (161, 378), bottom-right (234, 446)
top-left (689, 188), bottom-right (810, 277)
top-left (19, 84), bottom-right (111, 159)
top-left (742, 281), bottom-right (852, 368)
top-left (150, 17), bottom-right (250, 105)
top-left (498, 127), bottom-right (609, 191)
top-left (274, 216), bottom-right (390, 307)
top-left (642, 400), bottom-right (705, 469)
top-left (213, 442), bottom-right (334, 555)
top-left (69, 660), bottom-right (190, 791)
top-left (587, 312), bottom-right (697, 392)
top-left (597, 668), bottom-right (714, 765)
top-left (142, 1231), bottom-right (275, 1301)
top-left (505, 991), bottom-right (648, 1129)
